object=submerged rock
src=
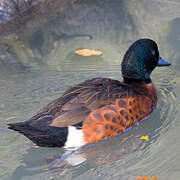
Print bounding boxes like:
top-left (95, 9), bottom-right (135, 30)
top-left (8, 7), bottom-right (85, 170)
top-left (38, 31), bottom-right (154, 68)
top-left (0, 43), bottom-right (26, 73)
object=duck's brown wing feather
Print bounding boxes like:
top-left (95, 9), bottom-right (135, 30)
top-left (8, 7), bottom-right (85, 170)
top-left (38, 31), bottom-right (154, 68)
top-left (28, 78), bottom-right (143, 128)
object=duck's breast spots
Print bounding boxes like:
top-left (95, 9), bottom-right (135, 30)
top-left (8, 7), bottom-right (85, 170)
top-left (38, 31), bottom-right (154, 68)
top-left (82, 104), bottom-right (121, 144)
top-left (82, 95), bottom-right (154, 144)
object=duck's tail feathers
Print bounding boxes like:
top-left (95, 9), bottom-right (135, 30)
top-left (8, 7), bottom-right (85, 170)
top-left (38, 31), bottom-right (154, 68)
top-left (8, 122), bottom-right (27, 132)
top-left (8, 122), bottom-right (47, 146)
top-left (8, 122), bottom-right (68, 147)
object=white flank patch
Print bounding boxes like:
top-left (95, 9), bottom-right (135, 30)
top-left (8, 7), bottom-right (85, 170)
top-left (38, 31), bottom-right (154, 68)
top-left (64, 126), bottom-right (86, 149)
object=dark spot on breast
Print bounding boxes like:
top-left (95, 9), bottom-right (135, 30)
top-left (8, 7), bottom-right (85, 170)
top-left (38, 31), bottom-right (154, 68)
top-left (136, 115), bottom-right (139, 119)
top-left (112, 117), bottom-right (117, 123)
top-left (110, 125), bottom-right (114, 130)
top-left (125, 115), bottom-right (129, 121)
top-left (107, 134), bottom-right (111, 137)
top-left (131, 116), bottom-right (134, 120)
top-left (133, 106), bottom-right (137, 110)
top-left (94, 127), bottom-right (104, 133)
top-left (104, 113), bottom-right (110, 121)
top-left (102, 136), bottom-right (105, 139)
top-left (120, 110), bottom-right (125, 116)
top-left (116, 129), bottom-right (121, 134)
top-left (117, 116), bottom-right (121, 120)
top-left (118, 100), bottom-right (126, 108)
top-left (129, 101), bottom-right (133, 105)
top-left (120, 121), bottom-right (125, 127)
top-left (105, 124), bottom-right (109, 129)
top-left (129, 109), bottom-right (132, 114)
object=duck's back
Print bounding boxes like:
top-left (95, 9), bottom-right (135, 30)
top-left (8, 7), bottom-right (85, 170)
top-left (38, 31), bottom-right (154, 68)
top-left (8, 78), bottom-right (157, 147)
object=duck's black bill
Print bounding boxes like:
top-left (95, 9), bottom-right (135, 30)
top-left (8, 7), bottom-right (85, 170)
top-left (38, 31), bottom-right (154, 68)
top-left (157, 57), bottom-right (171, 67)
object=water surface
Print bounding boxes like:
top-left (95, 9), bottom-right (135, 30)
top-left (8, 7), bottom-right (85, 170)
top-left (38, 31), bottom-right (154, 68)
top-left (0, 0), bottom-right (180, 179)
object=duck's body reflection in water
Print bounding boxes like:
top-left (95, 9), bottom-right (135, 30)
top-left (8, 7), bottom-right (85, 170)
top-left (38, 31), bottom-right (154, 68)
top-left (11, 133), bottom-right (141, 179)
top-left (10, 112), bottom-right (161, 180)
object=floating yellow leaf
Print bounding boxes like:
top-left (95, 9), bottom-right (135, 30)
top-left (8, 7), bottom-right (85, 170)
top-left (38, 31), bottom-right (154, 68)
top-left (136, 175), bottom-right (151, 180)
top-left (152, 176), bottom-right (158, 180)
top-left (135, 175), bottom-right (158, 180)
top-left (75, 49), bottom-right (103, 56)
top-left (140, 135), bottom-right (149, 141)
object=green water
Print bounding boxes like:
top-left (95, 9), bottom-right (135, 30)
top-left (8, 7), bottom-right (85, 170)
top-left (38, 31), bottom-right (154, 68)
top-left (0, 0), bottom-right (180, 179)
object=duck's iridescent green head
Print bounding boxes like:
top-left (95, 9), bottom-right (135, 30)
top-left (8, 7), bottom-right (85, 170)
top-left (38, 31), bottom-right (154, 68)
top-left (122, 39), bottom-right (171, 83)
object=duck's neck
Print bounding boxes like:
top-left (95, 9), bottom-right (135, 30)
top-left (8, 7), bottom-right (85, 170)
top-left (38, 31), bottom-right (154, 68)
top-left (123, 77), bottom-right (152, 84)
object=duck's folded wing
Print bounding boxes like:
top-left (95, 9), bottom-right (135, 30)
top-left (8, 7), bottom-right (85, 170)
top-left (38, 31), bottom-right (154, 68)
top-left (28, 77), bottom-right (122, 127)
top-left (49, 78), bottom-right (116, 127)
